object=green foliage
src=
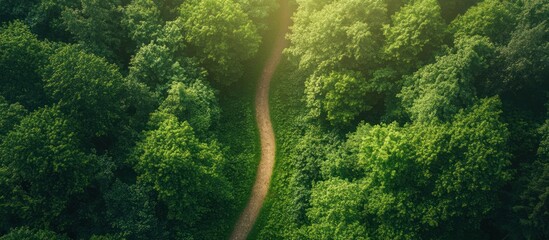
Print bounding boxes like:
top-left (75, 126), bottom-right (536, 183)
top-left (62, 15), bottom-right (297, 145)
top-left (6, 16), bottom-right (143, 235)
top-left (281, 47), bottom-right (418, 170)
top-left (159, 81), bottom-right (220, 135)
top-left (155, 20), bottom-right (186, 55)
top-left (0, 0), bottom-right (546, 238)
top-left (498, 1), bottom-right (549, 95)
top-left (384, 0), bottom-right (446, 66)
top-left (104, 181), bottom-right (164, 240)
top-left (153, 0), bottom-right (184, 21)
top-left (42, 45), bottom-right (125, 138)
top-left (400, 36), bottom-right (495, 122)
top-left (180, 0), bottom-right (260, 84)
top-left (26, 0), bottom-right (78, 41)
top-left (437, 0), bottom-right (481, 22)
top-left (0, 227), bottom-right (67, 240)
top-left (235, 0), bottom-right (277, 29)
top-left (123, 0), bottom-right (163, 47)
top-left (334, 98), bottom-right (510, 239)
top-left (0, 106), bottom-right (97, 227)
top-left (134, 113), bottom-right (232, 227)
top-left (0, 21), bottom-right (48, 109)
top-left (62, 0), bottom-right (126, 63)
top-left (288, 0), bottom-right (388, 71)
top-left (513, 120), bottom-right (549, 239)
top-left (305, 70), bottom-right (371, 125)
top-left (289, 126), bottom-right (341, 225)
top-left (0, 0), bottom-right (39, 23)
top-left (0, 96), bottom-right (27, 138)
top-left (306, 179), bottom-right (367, 240)
top-left (450, 0), bottom-right (518, 43)
top-left (128, 43), bottom-right (180, 91)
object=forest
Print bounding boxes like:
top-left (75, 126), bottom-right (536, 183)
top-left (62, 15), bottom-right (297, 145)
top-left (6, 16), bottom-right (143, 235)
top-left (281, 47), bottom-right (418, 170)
top-left (0, 0), bottom-right (547, 239)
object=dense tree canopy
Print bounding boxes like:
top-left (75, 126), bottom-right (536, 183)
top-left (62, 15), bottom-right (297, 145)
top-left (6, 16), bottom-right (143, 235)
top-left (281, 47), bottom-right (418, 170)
top-left (42, 45), bottom-right (125, 139)
top-left (306, 70), bottom-right (371, 125)
top-left (287, 0), bottom-right (387, 71)
top-left (0, 106), bottom-right (98, 228)
top-left (62, 0), bottom-right (127, 63)
top-left (180, 0), bottom-right (261, 84)
top-left (123, 0), bottom-right (163, 47)
top-left (134, 113), bottom-right (232, 228)
top-left (261, 0), bottom-right (549, 239)
top-left (0, 21), bottom-right (48, 109)
top-left (0, 0), bottom-right (273, 238)
top-left (1, 0), bottom-right (548, 239)
top-left (383, 0), bottom-right (446, 66)
top-left (400, 36), bottom-right (495, 122)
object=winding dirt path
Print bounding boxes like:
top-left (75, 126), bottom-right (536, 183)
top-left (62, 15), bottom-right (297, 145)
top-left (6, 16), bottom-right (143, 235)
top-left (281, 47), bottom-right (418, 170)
top-left (229, 1), bottom-right (291, 239)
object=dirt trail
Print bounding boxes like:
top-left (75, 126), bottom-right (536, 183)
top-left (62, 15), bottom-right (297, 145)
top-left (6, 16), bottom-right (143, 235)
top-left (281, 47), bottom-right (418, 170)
top-left (229, 1), bottom-right (291, 239)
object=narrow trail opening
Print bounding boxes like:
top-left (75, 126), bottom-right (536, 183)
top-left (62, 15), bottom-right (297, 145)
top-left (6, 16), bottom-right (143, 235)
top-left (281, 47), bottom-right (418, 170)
top-left (229, 0), bottom-right (291, 239)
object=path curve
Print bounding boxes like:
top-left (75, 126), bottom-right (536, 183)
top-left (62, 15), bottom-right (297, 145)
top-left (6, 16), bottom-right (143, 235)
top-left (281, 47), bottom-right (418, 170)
top-left (230, 0), bottom-right (291, 239)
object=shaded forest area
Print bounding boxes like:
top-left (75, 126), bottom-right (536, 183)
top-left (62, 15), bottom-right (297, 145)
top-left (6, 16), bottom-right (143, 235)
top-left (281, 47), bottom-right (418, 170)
top-left (258, 0), bottom-right (548, 239)
top-left (0, 0), bottom-right (276, 239)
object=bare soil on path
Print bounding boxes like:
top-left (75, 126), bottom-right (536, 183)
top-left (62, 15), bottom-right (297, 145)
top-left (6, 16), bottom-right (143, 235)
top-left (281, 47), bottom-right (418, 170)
top-left (229, 1), bottom-right (291, 239)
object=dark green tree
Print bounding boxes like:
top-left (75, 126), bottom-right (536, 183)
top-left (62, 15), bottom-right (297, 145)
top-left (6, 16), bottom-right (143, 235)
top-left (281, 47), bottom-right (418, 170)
top-left (42, 45), bottom-right (125, 140)
top-left (0, 0), bottom-right (39, 23)
top-left (0, 21), bottom-right (49, 109)
top-left (0, 227), bottom-right (67, 240)
top-left (0, 96), bottom-right (27, 138)
top-left (104, 181), bottom-right (165, 240)
top-left (0, 106), bottom-right (97, 229)
top-left (26, 0), bottom-right (78, 41)
top-left (513, 119), bottom-right (549, 239)
top-left (62, 0), bottom-right (127, 63)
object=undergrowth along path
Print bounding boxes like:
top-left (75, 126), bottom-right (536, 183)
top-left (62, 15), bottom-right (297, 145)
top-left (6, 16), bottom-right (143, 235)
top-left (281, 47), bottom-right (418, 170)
top-left (229, 0), bottom-right (291, 239)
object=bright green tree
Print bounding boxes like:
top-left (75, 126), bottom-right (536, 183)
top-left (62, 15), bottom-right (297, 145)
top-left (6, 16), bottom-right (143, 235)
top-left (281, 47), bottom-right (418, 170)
top-left (179, 0), bottom-right (260, 84)
top-left (450, 0), bottom-right (518, 43)
top-left (128, 43), bottom-right (180, 91)
top-left (235, 0), bottom-right (276, 29)
top-left (349, 98), bottom-right (511, 239)
top-left (134, 113), bottom-right (232, 227)
top-left (399, 36), bottom-right (495, 122)
top-left (305, 70), bottom-right (371, 125)
top-left (306, 178), bottom-right (367, 240)
top-left (384, 0), bottom-right (446, 66)
top-left (123, 0), bottom-right (163, 47)
top-left (159, 81), bottom-right (220, 135)
top-left (289, 126), bottom-right (341, 225)
top-left (287, 0), bottom-right (387, 71)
